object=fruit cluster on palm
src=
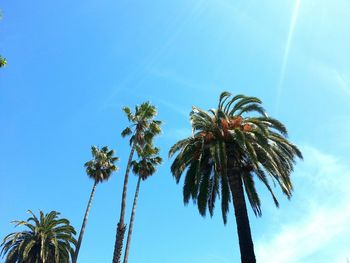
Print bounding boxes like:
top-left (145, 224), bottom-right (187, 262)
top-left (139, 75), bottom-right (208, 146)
top-left (0, 210), bottom-right (76, 263)
top-left (169, 92), bottom-right (302, 263)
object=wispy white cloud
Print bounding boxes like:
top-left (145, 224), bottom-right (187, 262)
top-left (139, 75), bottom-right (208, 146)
top-left (276, 0), bottom-right (301, 114)
top-left (147, 67), bottom-right (204, 92)
top-left (99, 0), bottom-right (209, 110)
top-left (256, 145), bottom-right (350, 263)
top-left (156, 98), bottom-right (190, 118)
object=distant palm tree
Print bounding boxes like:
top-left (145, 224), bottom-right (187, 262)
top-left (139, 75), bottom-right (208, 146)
top-left (0, 210), bottom-right (76, 263)
top-left (113, 102), bottom-right (161, 263)
top-left (0, 56), bottom-right (6, 68)
top-left (169, 92), bottom-right (302, 263)
top-left (73, 146), bottom-right (119, 263)
top-left (123, 144), bottom-right (162, 263)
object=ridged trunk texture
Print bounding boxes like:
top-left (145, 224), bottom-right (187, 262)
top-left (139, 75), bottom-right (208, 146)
top-left (112, 143), bottom-right (136, 263)
top-left (73, 181), bottom-right (97, 263)
top-left (227, 150), bottom-right (256, 263)
top-left (123, 176), bottom-right (141, 263)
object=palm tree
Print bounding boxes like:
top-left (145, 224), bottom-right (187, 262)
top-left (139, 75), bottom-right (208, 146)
top-left (169, 92), bottom-right (302, 263)
top-left (0, 56), bottom-right (6, 68)
top-left (113, 102), bottom-right (161, 263)
top-left (0, 210), bottom-right (76, 263)
top-left (73, 146), bottom-right (119, 263)
top-left (123, 144), bottom-right (162, 263)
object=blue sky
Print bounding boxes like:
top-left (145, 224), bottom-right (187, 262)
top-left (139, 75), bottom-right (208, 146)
top-left (1, 0), bottom-right (350, 262)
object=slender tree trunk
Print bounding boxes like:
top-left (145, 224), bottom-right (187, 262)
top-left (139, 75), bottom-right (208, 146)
top-left (227, 151), bottom-right (256, 263)
top-left (123, 176), bottom-right (141, 263)
top-left (73, 181), bottom-right (97, 263)
top-left (112, 143), bottom-right (136, 263)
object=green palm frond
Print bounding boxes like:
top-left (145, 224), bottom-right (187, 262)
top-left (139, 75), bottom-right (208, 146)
top-left (208, 171), bottom-right (219, 217)
top-left (122, 107), bottom-right (134, 122)
top-left (121, 127), bottom-right (133, 138)
top-left (229, 97), bottom-right (262, 115)
top-left (220, 174), bottom-right (231, 224)
top-left (242, 172), bottom-right (261, 216)
top-left (169, 138), bottom-right (192, 158)
top-left (223, 94), bottom-right (246, 113)
top-left (0, 210), bottom-right (76, 263)
top-left (237, 103), bottom-right (267, 117)
top-left (218, 91), bottom-right (232, 109)
top-left (256, 117), bottom-right (288, 136)
top-left (197, 167), bottom-right (210, 216)
top-left (183, 160), bottom-right (200, 204)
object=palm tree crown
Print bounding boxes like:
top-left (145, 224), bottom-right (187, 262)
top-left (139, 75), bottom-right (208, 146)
top-left (85, 146), bottom-right (119, 184)
top-left (121, 102), bottom-right (162, 145)
top-left (1, 210), bottom-right (76, 263)
top-left (169, 91), bottom-right (302, 263)
top-left (170, 91), bottom-right (302, 221)
top-left (131, 144), bottom-right (162, 181)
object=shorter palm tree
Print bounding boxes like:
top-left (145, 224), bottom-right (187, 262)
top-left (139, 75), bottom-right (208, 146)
top-left (73, 146), bottom-right (119, 263)
top-left (0, 210), bottom-right (76, 263)
top-left (123, 144), bottom-right (162, 263)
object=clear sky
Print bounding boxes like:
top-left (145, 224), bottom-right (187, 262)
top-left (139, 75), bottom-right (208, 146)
top-left (1, 0), bottom-right (350, 262)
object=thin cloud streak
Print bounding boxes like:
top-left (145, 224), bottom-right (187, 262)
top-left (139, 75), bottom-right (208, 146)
top-left (156, 98), bottom-right (189, 118)
top-left (276, 0), bottom-right (301, 114)
top-left (101, 0), bottom-right (209, 110)
top-left (334, 70), bottom-right (350, 95)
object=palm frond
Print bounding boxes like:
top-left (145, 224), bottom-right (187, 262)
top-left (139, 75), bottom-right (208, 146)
top-left (242, 172), bottom-right (261, 216)
top-left (121, 127), bottom-right (132, 138)
top-left (229, 97), bottom-right (262, 115)
top-left (223, 94), bottom-right (246, 114)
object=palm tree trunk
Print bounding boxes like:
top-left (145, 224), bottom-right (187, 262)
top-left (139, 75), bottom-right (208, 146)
top-left (113, 143), bottom-right (136, 263)
top-left (227, 152), bottom-right (256, 263)
top-left (123, 176), bottom-right (141, 263)
top-left (73, 181), bottom-right (97, 263)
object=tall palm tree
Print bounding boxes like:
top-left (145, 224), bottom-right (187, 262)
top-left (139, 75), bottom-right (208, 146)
top-left (169, 92), bottom-right (302, 263)
top-left (113, 102), bottom-right (161, 263)
top-left (123, 144), bottom-right (162, 263)
top-left (0, 210), bottom-right (76, 263)
top-left (73, 146), bottom-right (119, 263)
